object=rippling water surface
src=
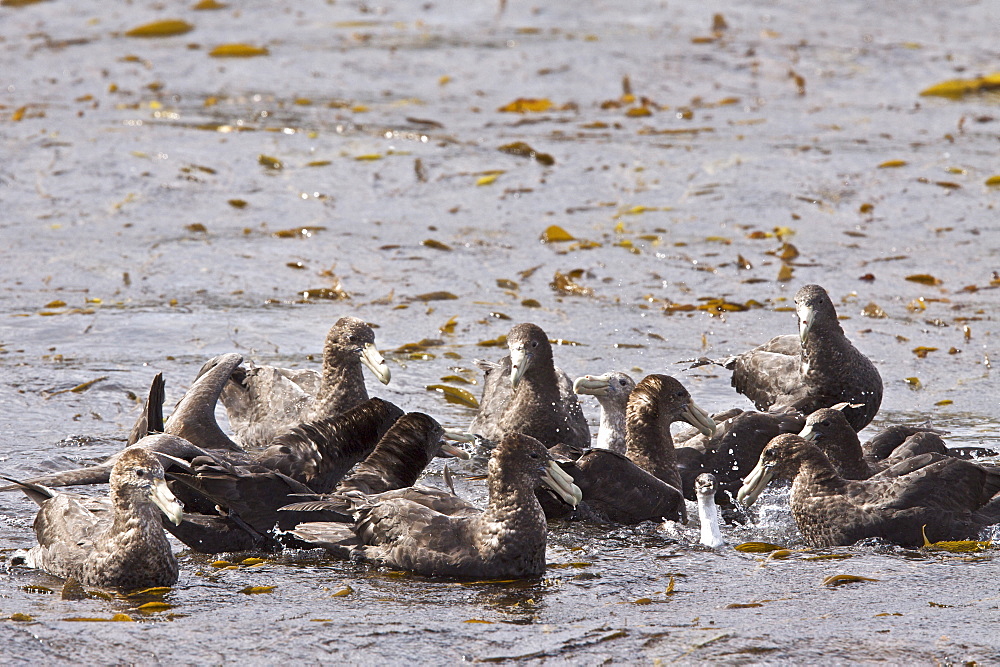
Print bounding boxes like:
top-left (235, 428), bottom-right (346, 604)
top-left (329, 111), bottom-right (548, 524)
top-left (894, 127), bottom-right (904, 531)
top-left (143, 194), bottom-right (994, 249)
top-left (2, 0), bottom-right (999, 662)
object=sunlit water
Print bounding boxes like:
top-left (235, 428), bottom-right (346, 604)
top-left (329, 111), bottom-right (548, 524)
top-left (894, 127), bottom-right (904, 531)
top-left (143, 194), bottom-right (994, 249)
top-left (2, 0), bottom-right (999, 662)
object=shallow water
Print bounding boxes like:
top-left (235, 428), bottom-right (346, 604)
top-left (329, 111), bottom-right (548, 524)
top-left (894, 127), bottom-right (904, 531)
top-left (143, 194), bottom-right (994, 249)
top-left (2, 0), bottom-right (1000, 663)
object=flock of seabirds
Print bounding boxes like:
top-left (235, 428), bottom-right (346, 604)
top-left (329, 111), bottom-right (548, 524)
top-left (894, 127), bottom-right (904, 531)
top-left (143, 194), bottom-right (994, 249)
top-left (4, 283), bottom-right (1000, 591)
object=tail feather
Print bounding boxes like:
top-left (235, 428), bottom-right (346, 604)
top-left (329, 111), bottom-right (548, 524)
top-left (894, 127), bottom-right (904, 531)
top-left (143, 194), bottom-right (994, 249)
top-left (0, 475), bottom-right (58, 506)
top-left (290, 521), bottom-right (360, 558)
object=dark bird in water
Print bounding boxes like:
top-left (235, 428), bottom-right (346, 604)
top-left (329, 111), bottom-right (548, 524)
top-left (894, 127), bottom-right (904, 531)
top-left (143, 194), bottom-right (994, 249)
top-left (737, 434), bottom-right (1000, 548)
top-left (724, 284), bottom-right (882, 431)
top-left (0, 355), bottom-right (404, 498)
top-left (160, 351), bottom-right (406, 492)
top-left (0, 355), bottom-right (406, 554)
top-left (211, 317), bottom-right (392, 448)
top-left (542, 448), bottom-right (688, 524)
top-left (624, 374), bottom-right (716, 492)
top-left (571, 370), bottom-right (790, 510)
top-left (282, 412), bottom-right (467, 506)
top-left (539, 374), bottom-right (714, 525)
top-left (468, 323), bottom-right (590, 450)
top-left (5, 448), bottom-right (184, 590)
top-left (573, 371), bottom-right (635, 455)
top-left (166, 410), bottom-right (468, 554)
top-left (679, 409), bottom-right (804, 504)
top-left (799, 406), bottom-right (997, 480)
top-left (290, 433), bottom-right (583, 579)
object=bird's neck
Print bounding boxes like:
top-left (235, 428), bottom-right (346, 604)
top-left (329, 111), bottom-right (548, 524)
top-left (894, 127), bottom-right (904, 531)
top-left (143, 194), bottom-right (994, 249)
top-left (479, 472), bottom-right (547, 558)
top-left (102, 499), bottom-right (172, 554)
top-left (792, 452), bottom-right (848, 499)
top-left (819, 433), bottom-right (870, 480)
top-left (697, 493), bottom-right (725, 548)
top-left (625, 405), bottom-right (680, 488)
top-left (593, 399), bottom-right (627, 454)
top-left (315, 352), bottom-right (367, 414)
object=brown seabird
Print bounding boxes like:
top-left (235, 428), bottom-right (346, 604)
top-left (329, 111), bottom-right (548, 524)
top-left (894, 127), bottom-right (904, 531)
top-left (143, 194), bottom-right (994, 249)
top-left (468, 323), bottom-right (590, 450)
top-left (5, 448), bottom-right (183, 589)
top-left (727, 284), bottom-right (883, 431)
top-left (737, 433), bottom-right (1000, 547)
top-left (213, 317), bottom-right (391, 448)
top-left (290, 433), bottom-right (582, 578)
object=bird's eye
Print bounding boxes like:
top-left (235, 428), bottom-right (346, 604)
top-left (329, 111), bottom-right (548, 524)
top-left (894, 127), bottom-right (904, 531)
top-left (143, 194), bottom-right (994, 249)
top-left (348, 335), bottom-right (358, 343)
top-left (531, 340), bottom-right (538, 348)
top-left (820, 420), bottom-right (830, 427)
top-left (136, 469), bottom-right (146, 478)
top-left (618, 379), bottom-right (628, 386)
top-left (528, 452), bottom-right (540, 459)
top-left (675, 390), bottom-right (686, 398)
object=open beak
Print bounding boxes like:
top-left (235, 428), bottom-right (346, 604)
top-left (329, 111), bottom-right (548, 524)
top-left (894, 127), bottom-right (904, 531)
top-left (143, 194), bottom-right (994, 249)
top-left (541, 461), bottom-right (583, 508)
top-left (798, 303), bottom-right (815, 345)
top-left (437, 442), bottom-right (472, 460)
top-left (360, 342), bottom-right (391, 385)
top-left (695, 476), bottom-right (717, 497)
top-left (736, 458), bottom-right (775, 507)
top-left (573, 374), bottom-right (610, 397)
top-left (682, 399), bottom-right (717, 437)
top-left (509, 344), bottom-right (532, 388)
top-left (150, 478), bottom-right (184, 526)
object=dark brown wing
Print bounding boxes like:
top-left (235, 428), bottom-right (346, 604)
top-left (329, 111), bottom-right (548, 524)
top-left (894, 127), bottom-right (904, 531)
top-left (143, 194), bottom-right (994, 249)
top-left (561, 450), bottom-right (686, 524)
top-left (730, 335), bottom-right (805, 411)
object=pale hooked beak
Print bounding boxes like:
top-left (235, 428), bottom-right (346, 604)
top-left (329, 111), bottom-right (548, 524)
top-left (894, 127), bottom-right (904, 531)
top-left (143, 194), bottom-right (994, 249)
top-left (360, 342), bottom-right (391, 385)
top-left (541, 461), bottom-right (583, 508)
top-left (437, 442), bottom-right (472, 460)
top-left (509, 344), bottom-right (532, 388)
top-left (150, 478), bottom-right (184, 526)
top-left (736, 457), bottom-right (775, 507)
top-left (573, 374), bottom-right (610, 397)
top-left (798, 302), bottom-right (815, 345)
top-left (798, 422), bottom-right (819, 441)
top-left (682, 399), bottom-right (717, 437)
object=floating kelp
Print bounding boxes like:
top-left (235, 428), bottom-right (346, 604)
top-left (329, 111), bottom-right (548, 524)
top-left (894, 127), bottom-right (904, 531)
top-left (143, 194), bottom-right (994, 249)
top-left (425, 384), bottom-right (479, 408)
top-left (301, 287), bottom-right (350, 301)
top-left (821, 574), bottom-right (878, 587)
top-left (540, 225), bottom-right (574, 243)
top-left (551, 270), bottom-right (594, 297)
top-left (906, 274), bottom-right (942, 286)
top-left (125, 20), bottom-right (194, 38)
top-left (476, 172), bottom-right (502, 186)
top-left (921, 526), bottom-right (991, 553)
top-left (439, 316), bottom-right (458, 334)
top-left (734, 542), bottom-right (784, 553)
top-left (209, 44), bottom-right (269, 57)
top-left (240, 586), bottom-right (276, 595)
top-left (498, 141), bottom-right (555, 166)
top-left (919, 73), bottom-right (1000, 99)
top-left (258, 154), bottom-right (283, 170)
top-left (497, 98), bottom-right (553, 113)
top-left (411, 291), bottom-right (458, 302)
top-left (861, 303), bottom-right (887, 318)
